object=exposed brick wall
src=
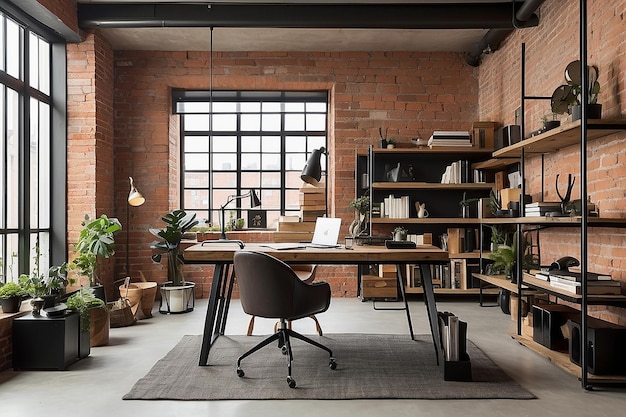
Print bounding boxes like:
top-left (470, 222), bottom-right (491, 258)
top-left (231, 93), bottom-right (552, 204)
top-left (67, 30), bottom-right (117, 299)
top-left (109, 48), bottom-right (478, 296)
top-left (479, 0), bottom-right (626, 324)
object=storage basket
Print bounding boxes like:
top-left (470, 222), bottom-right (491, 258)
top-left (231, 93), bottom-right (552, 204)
top-left (108, 298), bottom-right (136, 328)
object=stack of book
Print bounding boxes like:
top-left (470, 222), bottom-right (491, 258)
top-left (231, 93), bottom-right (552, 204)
top-left (428, 131), bottom-right (472, 147)
top-left (548, 270), bottom-right (621, 295)
top-left (382, 194), bottom-right (410, 218)
top-left (440, 159), bottom-right (471, 184)
top-left (525, 201), bottom-right (561, 217)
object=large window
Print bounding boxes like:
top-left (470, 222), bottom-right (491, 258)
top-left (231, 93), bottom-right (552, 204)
top-left (175, 90), bottom-right (328, 230)
top-left (0, 7), bottom-right (65, 284)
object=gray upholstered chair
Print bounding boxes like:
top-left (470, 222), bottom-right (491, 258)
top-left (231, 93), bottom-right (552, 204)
top-left (234, 251), bottom-right (336, 388)
top-left (246, 264), bottom-right (323, 336)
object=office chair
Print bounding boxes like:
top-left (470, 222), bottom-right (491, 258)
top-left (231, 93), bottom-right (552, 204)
top-left (246, 264), bottom-right (323, 336)
top-left (234, 251), bottom-right (336, 388)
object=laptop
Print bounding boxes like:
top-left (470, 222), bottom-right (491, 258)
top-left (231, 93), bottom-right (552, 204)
top-left (307, 217), bottom-right (342, 248)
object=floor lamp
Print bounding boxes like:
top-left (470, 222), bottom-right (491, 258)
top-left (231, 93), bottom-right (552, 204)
top-left (219, 189), bottom-right (261, 240)
top-left (301, 147), bottom-right (328, 216)
top-left (126, 177), bottom-right (145, 277)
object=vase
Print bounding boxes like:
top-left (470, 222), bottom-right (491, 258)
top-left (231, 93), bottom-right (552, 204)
top-left (348, 211), bottom-right (366, 238)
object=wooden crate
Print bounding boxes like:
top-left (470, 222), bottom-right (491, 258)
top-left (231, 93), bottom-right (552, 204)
top-left (362, 274), bottom-right (398, 299)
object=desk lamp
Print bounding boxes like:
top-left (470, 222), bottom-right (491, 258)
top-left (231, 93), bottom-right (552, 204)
top-left (301, 147), bottom-right (327, 216)
top-left (219, 189), bottom-right (261, 240)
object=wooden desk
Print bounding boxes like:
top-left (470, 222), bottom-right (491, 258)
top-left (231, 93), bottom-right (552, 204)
top-left (184, 242), bottom-right (449, 366)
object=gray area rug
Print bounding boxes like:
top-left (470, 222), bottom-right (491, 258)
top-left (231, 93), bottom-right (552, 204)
top-left (124, 333), bottom-right (535, 400)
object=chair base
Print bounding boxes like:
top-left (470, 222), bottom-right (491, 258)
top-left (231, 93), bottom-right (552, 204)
top-left (237, 319), bottom-right (336, 388)
top-left (247, 315), bottom-right (323, 336)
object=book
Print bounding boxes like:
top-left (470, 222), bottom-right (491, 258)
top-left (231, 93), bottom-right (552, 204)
top-left (549, 276), bottom-right (620, 287)
top-left (548, 270), bottom-right (612, 281)
top-left (534, 272), bottom-right (550, 281)
top-left (549, 280), bottom-right (621, 295)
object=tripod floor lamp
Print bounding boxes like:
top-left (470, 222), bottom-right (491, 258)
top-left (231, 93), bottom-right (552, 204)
top-left (219, 189), bottom-right (261, 240)
top-left (301, 147), bottom-right (328, 216)
top-left (126, 177), bottom-right (145, 276)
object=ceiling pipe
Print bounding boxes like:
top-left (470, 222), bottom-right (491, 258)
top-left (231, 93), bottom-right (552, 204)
top-left (78, 2), bottom-right (538, 30)
top-left (466, 0), bottom-right (546, 67)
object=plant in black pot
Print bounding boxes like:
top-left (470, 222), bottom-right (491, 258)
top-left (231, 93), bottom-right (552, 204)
top-left (0, 281), bottom-right (27, 314)
top-left (66, 287), bottom-right (107, 356)
top-left (551, 60), bottom-right (601, 121)
top-left (72, 214), bottom-right (122, 302)
top-left (150, 209), bottom-right (199, 314)
top-left (20, 263), bottom-right (68, 311)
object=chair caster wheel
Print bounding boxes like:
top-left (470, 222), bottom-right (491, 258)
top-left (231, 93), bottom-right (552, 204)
top-left (281, 345), bottom-right (288, 355)
top-left (237, 367), bottom-right (245, 378)
top-left (329, 359), bottom-right (337, 370)
top-left (287, 376), bottom-right (296, 388)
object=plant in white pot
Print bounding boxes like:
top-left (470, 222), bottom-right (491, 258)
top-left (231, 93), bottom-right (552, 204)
top-left (150, 209), bottom-right (199, 314)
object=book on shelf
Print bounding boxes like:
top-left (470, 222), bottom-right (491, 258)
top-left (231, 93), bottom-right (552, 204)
top-left (549, 280), bottom-right (622, 295)
top-left (534, 272), bottom-right (550, 281)
top-left (428, 131), bottom-right (472, 147)
top-left (548, 270), bottom-right (612, 281)
top-left (383, 194), bottom-right (410, 219)
top-left (549, 276), bottom-right (621, 287)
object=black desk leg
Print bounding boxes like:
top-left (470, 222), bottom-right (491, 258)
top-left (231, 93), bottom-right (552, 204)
top-left (219, 267), bottom-right (237, 335)
top-left (199, 263), bottom-right (226, 366)
top-left (396, 263), bottom-right (415, 340)
top-left (420, 263), bottom-right (442, 365)
top-left (214, 264), bottom-right (231, 335)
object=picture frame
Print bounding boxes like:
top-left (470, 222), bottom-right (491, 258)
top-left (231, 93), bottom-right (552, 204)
top-left (248, 209), bottom-right (267, 229)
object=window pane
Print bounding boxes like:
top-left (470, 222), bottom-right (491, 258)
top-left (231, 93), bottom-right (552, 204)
top-left (262, 113), bottom-right (281, 131)
top-left (261, 172), bottom-right (280, 188)
top-left (285, 102), bottom-right (304, 112)
top-left (306, 113), bottom-right (326, 131)
top-left (285, 153), bottom-right (306, 171)
top-left (262, 136), bottom-right (280, 152)
top-left (185, 115), bottom-right (210, 131)
top-left (6, 18), bottom-right (21, 79)
top-left (38, 37), bottom-right (50, 95)
top-left (213, 172), bottom-right (237, 188)
top-left (241, 172), bottom-right (260, 189)
top-left (29, 33), bottom-right (38, 89)
top-left (38, 102), bottom-right (50, 228)
top-left (284, 113), bottom-right (304, 131)
top-left (285, 136), bottom-right (306, 152)
top-left (213, 153), bottom-right (236, 170)
top-left (0, 86), bottom-right (4, 228)
top-left (212, 136), bottom-right (236, 152)
top-left (241, 153), bottom-right (260, 170)
top-left (30, 98), bottom-right (39, 228)
top-left (185, 153), bottom-right (209, 170)
top-left (184, 189), bottom-right (209, 211)
top-left (184, 135), bottom-right (210, 152)
top-left (307, 102), bottom-right (327, 112)
top-left (262, 154), bottom-right (281, 170)
top-left (0, 17), bottom-right (4, 72)
top-left (5, 234), bottom-right (19, 282)
top-left (184, 172), bottom-right (209, 188)
top-left (240, 102), bottom-right (260, 112)
top-left (241, 136), bottom-right (260, 152)
top-left (240, 113), bottom-right (260, 131)
top-left (6, 88), bottom-right (19, 228)
top-left (213, 102), bottom-right (236, 113)
top-left (285, 189), bottom-right (300, 210)
top-left (214, 114), bottom-right (237, 131)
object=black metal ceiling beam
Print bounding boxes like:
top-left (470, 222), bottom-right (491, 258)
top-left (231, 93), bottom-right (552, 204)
top-left (78, 2), bottom-right (538, 30)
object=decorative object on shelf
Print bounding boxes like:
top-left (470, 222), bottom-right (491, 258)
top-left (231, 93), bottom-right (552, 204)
top-left (0, 281), bottom-right (27, 313)
top-left (348, 196), bottom-right (370, 238)
top-left (459, 192), bottom-right (479, 218)
top-left (150, 209), bottom-right (199, 314)
top-left (378, 127), bottom-right (389, 148)
top-left (30, 297), bottom-right (45, 316)
top-left (551, 60), bottom-right (601, 120)
top-left (411, 130), bottom-right (426, 147)
top-left (393, 226), bottom-right (408, 241)
top-left (416, 201), bottom-right (429, 218)
top-left (386, 138), bottom-right (397, 149)
top-left (553, 173), bottom-right (575, 216)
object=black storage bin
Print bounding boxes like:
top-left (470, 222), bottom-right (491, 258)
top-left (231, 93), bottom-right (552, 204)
top-left (567, 317), bottom-right (626, 375)
top-left (495, 125), bottom-right (521, 150)
top-left (532, 304), bottom-right (578, 351)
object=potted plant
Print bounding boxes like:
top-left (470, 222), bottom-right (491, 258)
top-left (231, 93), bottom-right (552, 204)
top-left (0, 281), bottom-right (27, 313)
top-left (551, 60), bottom-right (601, 121)
top-left (393, 226), bottom-right (408, 241)
top-left (386, 138), bottom-right (397, 149)
top-left (66, 287), bottom-right (108, 355)
top-left (541, 112), bottom-right (560, 132)
top-left (20, 262), bottom-right (68, 310)
top-left (150, 209), bottom-right (199, 314)
top-left (72, 214), bottom-right (122, 301)
top-left (348, 196), bottom-right (370, 238)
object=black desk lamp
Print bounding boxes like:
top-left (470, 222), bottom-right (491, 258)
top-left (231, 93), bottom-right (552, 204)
top-left (219, 189), bottom-right (261, 240)
top-left (301, 147), bottom-right (327, 216)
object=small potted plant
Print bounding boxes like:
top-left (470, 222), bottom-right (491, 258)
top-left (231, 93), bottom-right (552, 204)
top-left (551, 60), bottom-right (601, 121)
top-left (393, 226), bottom-right (408, 241)
top-left (386, 138), bottom-right (397, 149)
top-left (0, 281), bottom-right (27, 313)
top-left (66, 287), bottom-right (107, 356)
top-left (150, 209), bottom-right (199, 314)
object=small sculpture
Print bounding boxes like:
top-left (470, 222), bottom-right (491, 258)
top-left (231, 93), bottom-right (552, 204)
top-left (556, 173), bottom-right (575, 215)
top-left (416, 201), bottom-right (429, 218)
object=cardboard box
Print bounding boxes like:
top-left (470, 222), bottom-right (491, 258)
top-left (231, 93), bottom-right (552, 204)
top-left (471, 121), bottom-right (498, 149)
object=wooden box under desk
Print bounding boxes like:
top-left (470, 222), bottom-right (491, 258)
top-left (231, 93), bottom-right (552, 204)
top-left (362, 274), bottom-right (398, 300)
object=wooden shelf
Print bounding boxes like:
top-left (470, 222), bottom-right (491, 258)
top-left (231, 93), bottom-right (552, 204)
top-left (405, 287), bottom-right (499, 295)
top-left (472, 273), bottom-right (537, 296)
top-left (372, 182), bottom-right (495, 190)
top-left (481, 216), bottom-right (626, 227)
top-left (493, 119), bottom-right (626, 158)
top-left (450, 251), bottom-right (489, 259)
top-left (371, 147), bottom-right (493, 155)
top-left (522, 273), bottom-right (626, 305)
top-left (372, 217), bottom-right (482, 225)
top-left (513, 334), bottom-right (626, 384)
top-left (472, 157), bottom-right (520, 170)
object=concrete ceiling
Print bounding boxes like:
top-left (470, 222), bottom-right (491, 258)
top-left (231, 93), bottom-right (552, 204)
top-left (76, 1), bottom-right (534, 53)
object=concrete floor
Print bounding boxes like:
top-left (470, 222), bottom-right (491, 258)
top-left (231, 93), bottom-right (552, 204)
top-left (1, 297), bottom-right (625, 417)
